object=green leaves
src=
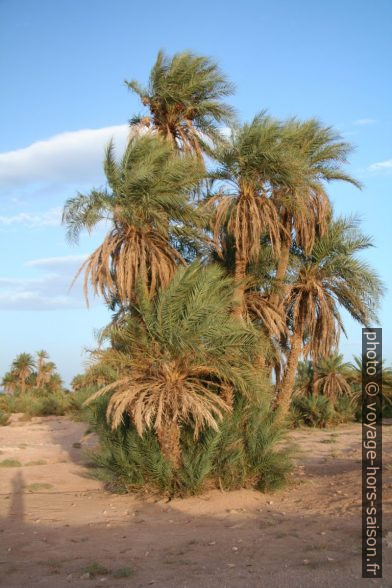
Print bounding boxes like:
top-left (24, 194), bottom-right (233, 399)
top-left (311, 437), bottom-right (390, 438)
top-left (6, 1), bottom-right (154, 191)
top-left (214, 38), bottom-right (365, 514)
top-left (126, 50), bottom-right (235, 156)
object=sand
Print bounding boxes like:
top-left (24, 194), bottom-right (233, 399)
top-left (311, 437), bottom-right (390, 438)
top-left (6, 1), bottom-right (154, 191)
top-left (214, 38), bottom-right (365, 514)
top-left (0, 414), bottom-right (391, 587)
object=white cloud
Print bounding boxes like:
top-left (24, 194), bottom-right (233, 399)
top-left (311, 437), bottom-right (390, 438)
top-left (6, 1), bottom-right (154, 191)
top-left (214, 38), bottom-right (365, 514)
top-left (0, 206), bottom-right (62, 227)
top-left (26, 254), bottom-right (88, 269)
top-left (368, 159), bottom-right (392, 172)
top-left (0, 254), bottom-right (97, 311)
top-left (353, 118), bottom-right (376, 126)
top-left (0, 125), bottom-right (129, 188)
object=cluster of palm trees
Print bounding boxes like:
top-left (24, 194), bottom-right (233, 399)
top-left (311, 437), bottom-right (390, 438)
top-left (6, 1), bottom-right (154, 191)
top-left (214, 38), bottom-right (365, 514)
top-left (1, 351), bottom-right (63, 395)
top-left (63, 51), bottom-right (383, 467)
top-left (295, 354), bottom-right (392, 404)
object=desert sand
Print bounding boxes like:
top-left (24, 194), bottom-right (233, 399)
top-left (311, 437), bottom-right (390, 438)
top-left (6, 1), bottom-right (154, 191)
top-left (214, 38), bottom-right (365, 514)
top-left (0, 414), bottom-right (391, 587)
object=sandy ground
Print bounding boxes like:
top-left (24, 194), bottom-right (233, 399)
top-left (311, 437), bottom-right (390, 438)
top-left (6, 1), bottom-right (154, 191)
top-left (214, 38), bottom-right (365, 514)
top-left (0, 414), bottom-right (391, 588)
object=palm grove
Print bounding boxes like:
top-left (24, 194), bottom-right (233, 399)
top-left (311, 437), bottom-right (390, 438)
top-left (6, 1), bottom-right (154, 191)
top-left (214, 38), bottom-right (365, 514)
top-left (5, 51), bottom-right (384, 495)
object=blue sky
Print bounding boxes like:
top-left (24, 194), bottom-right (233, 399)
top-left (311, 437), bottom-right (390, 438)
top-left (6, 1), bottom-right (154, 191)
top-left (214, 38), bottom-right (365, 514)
top-left (0, 0), bottom-right (391, 385)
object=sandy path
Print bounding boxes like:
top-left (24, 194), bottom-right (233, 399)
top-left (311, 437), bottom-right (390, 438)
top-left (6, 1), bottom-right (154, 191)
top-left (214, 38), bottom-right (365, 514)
top-left (0, 415), bottom-right (391, 587)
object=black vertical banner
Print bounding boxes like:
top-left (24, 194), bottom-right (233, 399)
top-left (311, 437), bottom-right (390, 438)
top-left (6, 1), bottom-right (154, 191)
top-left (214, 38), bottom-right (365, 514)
top-left (362, 328), bottom-right (382, 578)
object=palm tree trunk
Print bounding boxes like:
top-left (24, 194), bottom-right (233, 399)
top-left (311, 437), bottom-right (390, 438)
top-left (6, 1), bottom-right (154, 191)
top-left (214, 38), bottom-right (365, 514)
top-left (233, 251), bottom-right (247, 318)
top-left (157, 422), bottom-right (182, 470)
top-left (274, 328), bottom-right (303, 423)
top-left (269, 239), bottom-right (290, 307)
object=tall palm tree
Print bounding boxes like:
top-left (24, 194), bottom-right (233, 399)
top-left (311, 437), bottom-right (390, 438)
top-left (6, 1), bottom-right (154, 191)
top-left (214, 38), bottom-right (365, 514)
top-left (63, 134), bottom-right (205, 306)
top-left (269, 119), bottom-right (361, 307)
top-left (86, 263), bottom-right (266, 469)
top-left (126, 50), bottom-right (235, 158)
top-left (207, 113), bottom-right (306, 317)
top-left (11, 353), bottom-right (36, 394)
top-left (314, 354), bottom-right (352, 401)
top-left (274, 217), bottom-right (384, 421)
top-left (36, 350), bottom-right (49, 388)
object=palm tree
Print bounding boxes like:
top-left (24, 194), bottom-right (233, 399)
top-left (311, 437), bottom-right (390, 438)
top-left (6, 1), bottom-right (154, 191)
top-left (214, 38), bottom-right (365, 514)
top-left (86, 263), bottom-right (266, 469)
top-left (347, 355), bottom-right (392, 404)
top-left (126, 50), bottom-right (235, 158)
top-left (293, 360), bottom-right (314, 397)
top-left (63, 134), bottom-right (205, 306)
top-left (1, 371), bottom-right (18, 395)
top-left (314, 354), bottom-right (352, 401)
top-left (269, 119), bottom-right (361, 307)
top-left (71, 374), bottom-right (85, 392)
top-left (207, 113), bottom-right (305, 317)
top-left (11, 353), bottom-right (36, 394)
top-left (274, 217), bottom-right (384, 421)
top-left (36, 350), bottom-right (49, 388)
top-left (38, 362), bottom-right (56, 388)
top-left (47, 373), bottom-right (63, 393)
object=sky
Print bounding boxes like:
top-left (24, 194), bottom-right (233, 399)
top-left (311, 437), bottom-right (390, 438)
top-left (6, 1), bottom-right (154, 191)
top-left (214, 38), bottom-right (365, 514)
top-left (0, 0), bottom-right (391, 385)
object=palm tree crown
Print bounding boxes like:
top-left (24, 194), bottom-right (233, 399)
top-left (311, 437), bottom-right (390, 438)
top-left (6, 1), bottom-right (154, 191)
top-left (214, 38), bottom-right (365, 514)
top-left (11, 353), bottom-right (36, 393)
top-left (314, 354), bottom-right (352, 400)
top-left (126, 50), bottom-right (235, 158)
top-left (63, 134), bottom-right (205, 306)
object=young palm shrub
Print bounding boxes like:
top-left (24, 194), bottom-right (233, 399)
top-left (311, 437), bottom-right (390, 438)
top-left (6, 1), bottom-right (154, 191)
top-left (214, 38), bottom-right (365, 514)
top-left (85, 262), bottom-right (267, 471)
top-left (275, 216), bottom-right (384, 422)
top-left (88, 392), bottom-right (291, 496)
top-left (126, 50), bottom-right (235, 158)
top-left (291, 395), bottom-right (335, 428)
top-left (63, 134), bottom-right (206, 307)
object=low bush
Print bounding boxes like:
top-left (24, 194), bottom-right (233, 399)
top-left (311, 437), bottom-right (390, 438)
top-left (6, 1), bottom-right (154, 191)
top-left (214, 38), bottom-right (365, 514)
top-left (0, 390), bottom-right (71, 417)
top-left (0, 409), bottom-right (10, 426)
top-left (87, 395), bottom-right (293, 497)
top-left (290, 394), bottom-right (356, 428)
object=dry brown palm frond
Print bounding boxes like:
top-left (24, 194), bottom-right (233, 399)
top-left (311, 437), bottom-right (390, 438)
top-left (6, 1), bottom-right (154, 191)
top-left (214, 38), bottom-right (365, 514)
top-left (245, 291), bottom-right (287, 340)
top-left (86, 353), bottom-right (231, 438)
top-left (209, 188), bottom-right (282, 263)
top-left (286, 267), bottom-right (341, 360)
top-left (73, 226), bottom-right (185, 306)
top-left (314, 372), bottom-right (353, 401)
top-left (272, 185), bottom-right (331, 255)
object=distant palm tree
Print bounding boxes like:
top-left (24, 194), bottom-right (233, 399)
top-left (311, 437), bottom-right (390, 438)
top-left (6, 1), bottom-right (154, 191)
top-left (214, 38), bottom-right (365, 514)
top-left (1, 371), bottom-right (18, 395)
top-left (86, 263), bottom-right (265, 469)
top-left (126, 50), bottom-right (235, 158)
top-left (47, 373), bottom-right (63, 393)
top-left (36, 350), bottom-right (49, 388)
top-left (347, 355), bottom-right (392, 404)
top-left (11, 353), bottom-right (36, 394)
top-left (314, 354), bottom-right (352, 401)
top-left (39, 362), bottom-right (56, 388)
top-left (274, 217), bottom-right (384, 421)
top-left (71, 374), bottom-right (85, 392)
top-left (63, 134), bottom-right (205, 306)
top-left (294, 360), bottom-right (314, 397)
top-left (207, 113), bottom-right (304, 316)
